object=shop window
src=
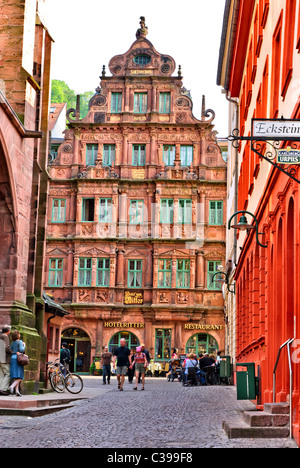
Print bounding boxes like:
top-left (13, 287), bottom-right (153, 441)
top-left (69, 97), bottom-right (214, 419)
top-left (159, 93), bottom-right (171, 113)
top-left (111, 92), bottom-right (122, 113)
top-left (103, 145), bottom-right (116, 166)
top-left (52, 199), bottom-right (66, 223)
top-left (158, 259), bottom-right (172, 288)
top-left (97, 258), bottom-right (110, 287)
top-left (186, 333), bottom-right (219, 356)
top-left (134, 93), bottom-right (148, 113)
top-left (178, 199), bottom-right (192, 224)
top-left (209, 201), bottom-right (223, 226)
top-left (99, 198), bottom-right (112, 223)
top-left (82, 198), bottom-right (95, 222)
top-left (176, 259), bottom-right (190, 288)
top-left (207, 261), bottom-right (222, 290)
top-left (86, 144), bottom-right (98, 166)
top-left (109, 331), bottom-right (140, 353)
top-left (128, 259), bottom-right (143, 288)
top-left (132, 145), bottom-right (146, 166)
top-left (155, 329), bottom-right (171, 360)
top-left (49, 258), bottom-right (63, 287)
top-left (180, 145), bottom-right (193, 166)
top-left (129, 200), bottom-right (144, 225)
top-left (78, 258), bottom-right (92, 286)
top-left (163, 145), bottom-right (175, 166)
top-left (160, 199), bottom-right (174, 224)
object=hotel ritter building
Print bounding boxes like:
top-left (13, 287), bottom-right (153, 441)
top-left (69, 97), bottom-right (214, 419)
top-left (45, 19), bottom-right (227, 373)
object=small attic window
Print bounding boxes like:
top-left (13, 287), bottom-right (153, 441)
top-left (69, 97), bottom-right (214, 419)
top-left (134, 55), bottom-right (151, 65)
top-left (50, 106), bottom-right (56, 114)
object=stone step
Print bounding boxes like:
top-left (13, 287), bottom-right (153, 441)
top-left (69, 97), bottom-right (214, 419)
top-left (0, 403), bottom-right (75, 417)
top-left (223, 420), bottom-right (290, 439)
top-left (243, 410), bottom-right (289, 428)
top-left (264, 403), bottom-right (290, 415)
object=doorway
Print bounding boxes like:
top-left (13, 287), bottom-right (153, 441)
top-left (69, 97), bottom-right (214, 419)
top-left (61, 328), bottom-right (91, 374)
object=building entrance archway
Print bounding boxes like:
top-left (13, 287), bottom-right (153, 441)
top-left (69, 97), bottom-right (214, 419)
top-left (109, 331), bottom-right (140, 353)
top-left (61, 328), bottom-right (91, 374)
top-left (185, 333), bottom-right (219, 356)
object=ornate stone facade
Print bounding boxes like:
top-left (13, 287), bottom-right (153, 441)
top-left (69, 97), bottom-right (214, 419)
top-left (45, 19), bottom-right (227, 371)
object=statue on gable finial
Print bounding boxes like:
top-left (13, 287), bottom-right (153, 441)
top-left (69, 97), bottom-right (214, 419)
top-left (136, 16), bottom-right (148, 39)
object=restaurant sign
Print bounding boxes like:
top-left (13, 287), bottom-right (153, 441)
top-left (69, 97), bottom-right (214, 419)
top-left (184, 324), bottom-right (224, 331)
top-left (124, 290), bottom-right (144, 305)
top-left (276, 147), bottom-right (300, 165)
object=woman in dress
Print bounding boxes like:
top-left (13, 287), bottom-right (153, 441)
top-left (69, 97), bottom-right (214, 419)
top-left (9, 330), bottom-right (26, 397)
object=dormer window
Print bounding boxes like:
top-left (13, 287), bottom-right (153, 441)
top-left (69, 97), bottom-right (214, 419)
top-left (133, 54), bottom-right (151, 65)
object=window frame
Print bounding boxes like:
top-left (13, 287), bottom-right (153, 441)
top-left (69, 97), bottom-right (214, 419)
top-left (163, 145), bottom-right (175, 166)
top-left (127, 259), bottom-right (143, 289)
top-left (103, 144), bottom-right (116, 166)
top-left (86, 144), bottom-right (98, 166)
top-left (158, 259), bottom-right (172, 288)
top-left (97, 258), bottom-right (110, 287)
top-left (132, 145), bottom-right (146, 166)
top-left (129, 200), bottom-right (144, 225)
top-left (176, 259), bottom-right (190, 289)
top-left (99, 198), bottom-right (112, 223)
top-left (78, 258), bottom-right (92, 287)
top-left (207, 261), bottom-right (222, 290)
top-left (82, 198), bottom-right (95, 222)
top-left (49, 258), bottom-right (63, 287)
top-left (178, 199), bottom-right (192, 224)
top-left (111, 92), bottom-right (122, 113)
top-left (159, 92), bottom-right (171, 113)
top-left (160, 199), bottom-right (174, 224)
top-left (209, 201), bottom-right (224, 226)
top-left (180, 145), bottom-right (194, 166)
top-left (155, 329), bottom-right (172, 361)
top-left (134, 93), bottom-right (148, 113)
top-left (52, 199), bottom-right (66, 223)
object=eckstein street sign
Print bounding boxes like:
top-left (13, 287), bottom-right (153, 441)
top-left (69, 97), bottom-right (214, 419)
top-left (252, 119), bottom-right (300, 139)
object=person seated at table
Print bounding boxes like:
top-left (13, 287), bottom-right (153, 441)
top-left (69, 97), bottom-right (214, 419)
top-left (199, 353), bottom-right (213, 370)
top-left (183, 353), bottom-right (198, 383)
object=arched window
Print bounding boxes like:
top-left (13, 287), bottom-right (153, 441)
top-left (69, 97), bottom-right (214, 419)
top-left (109, 331), bottom-right (140, 353)
top-left (185, 333), bottom-right (219, 356)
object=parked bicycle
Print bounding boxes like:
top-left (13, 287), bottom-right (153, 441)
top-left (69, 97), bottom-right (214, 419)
top-left (47, 358), bottom-right (84, 394)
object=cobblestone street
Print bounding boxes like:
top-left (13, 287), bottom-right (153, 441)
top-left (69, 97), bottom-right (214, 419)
top-left (0, 377), bottom-right (297, 449)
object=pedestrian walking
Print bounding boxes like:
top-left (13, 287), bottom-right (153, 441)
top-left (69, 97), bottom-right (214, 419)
top-left (138, 343), bottom-right (150, 383)
top-left (112, 338), bottom-right (130, 391)
top-left (101, 346), bottom-right (113, 385)
top-left (9, 330), bottom-right (26, 397)
top-left (0, 325), bottom-right (12, 395)
top-left (128, 349), bottom-right (135, 383)
top-left (131, 346), bottom-right (147, 391)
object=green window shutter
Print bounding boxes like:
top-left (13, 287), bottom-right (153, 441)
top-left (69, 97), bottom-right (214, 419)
top-left (163, 146), bottom-right (175, 166)
top-left (209, 201), bottom-right (223, 225)
top-left (86, 144), bottom-right (98, 166)
top-left (158, 259), bottom-right (172, 288)
top-left (129, 200), bottom-right (144, 224)
top-left (160, 199), bottom-right (174, 224)
top-left (132, 145), bottom-right (146, 166)
top-left (155, 329), bottom-right (172, 360)
top-left (134, 93), bottom-right (148, 113)
top-left (103, 145), bottom-right (116, 166)
top-left (159, 93), bottom-right (171, 113)
top-left (178, 199), bottom-right (192, 224)
top-left (176, 259), bottom-right (190, 288)
top-left (97, 258), bottom-right (110, 286)
top-left (111, 93), bottom-right (122, 113)
top-left (78, 258), bottom-right (92, 286)
top-left (49, 258), bottom-right (63, 286)
top-left (99, 198), bottom-right (112, 223)
top-left (207, 261), bottom-right (222, 290)
top-left (180, 145), bottom-right (193, 166)
top-left (52, 199), bottom-right (66, 223)
top-left (128, 259), bottom-right (143, 288)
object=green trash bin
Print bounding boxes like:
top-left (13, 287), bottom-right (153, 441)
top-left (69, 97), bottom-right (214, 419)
top-left (220, 356), bottom-right (231, 379)
top-left (236, 363), bottom-right (258, 400)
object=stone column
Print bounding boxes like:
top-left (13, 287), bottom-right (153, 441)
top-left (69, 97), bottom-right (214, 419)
top-left (116, 248), bottom-right (125, 287)
top-left (66, 244), bottom-right (74, 286)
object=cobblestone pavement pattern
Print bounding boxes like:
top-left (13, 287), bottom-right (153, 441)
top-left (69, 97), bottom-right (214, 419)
top-left (0, 377), bottom-right (297, 449)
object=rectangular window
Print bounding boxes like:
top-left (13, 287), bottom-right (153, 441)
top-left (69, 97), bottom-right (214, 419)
top-left (103, 145), bottom-right (116, 166)
top-left (49, 259), bottom-right (63, 287)
top-left (82, 198), bottom-right (95, 222)
top-left (97, 258), bottom-right (110, 287)
top-left (52, 199), bottom-right (66, 223)
top-left (177, 259), bottom-right (190, 288)
top-left (163, 145), bottom-right (175, 166)
top-left (132, 145), bottom-right (146, 166)
top-left (180, 145), bottom-right (193, 166)
top-left (129, 200), bottom-right (144, 225)
top-left (178, 199), bottom-right (192, 224)
top-left (209, 201), bottom-right (223, 225)
top-left (158, 259), bottom-right (172, 288)
top-left (78, 258), bottom-right (92, 286)
top-left (159, 93), bottom-right (171, 113)
top-left (111, 92), bottom-right (122, 113)
top-left (99, 198), bottom-right (112, 223)
top-left (160, 199), bottom-right (174, 224)
top-left (134, 93), bottom-right (148, 113)
top-left (128, 259), bottom-right (142, 288)
top-left (155, 329), bottom-right (171, 361)
top-left (207, 261), bottom-right (222, 290)
top-left (86, 144), bottom-right (98, 166)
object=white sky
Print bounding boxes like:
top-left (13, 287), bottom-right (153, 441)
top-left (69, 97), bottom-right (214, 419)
top-left (45, 0), bottom-right (229, 137)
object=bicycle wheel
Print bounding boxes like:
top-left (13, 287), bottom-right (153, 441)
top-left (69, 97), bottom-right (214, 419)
top-left (65, 373), bottom-right (84, 394)
top-left (50, 371), bottom-right (66, 393)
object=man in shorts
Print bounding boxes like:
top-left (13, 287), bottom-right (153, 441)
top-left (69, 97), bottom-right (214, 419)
top-left (112, 338), bottom-right (130, 391)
